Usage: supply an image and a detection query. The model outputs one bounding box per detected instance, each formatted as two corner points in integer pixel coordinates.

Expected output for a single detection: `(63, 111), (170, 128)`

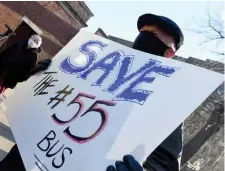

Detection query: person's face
(28, 35), (42, 49)
(32, 38), (40, 45)
(140, 25), (176, 58)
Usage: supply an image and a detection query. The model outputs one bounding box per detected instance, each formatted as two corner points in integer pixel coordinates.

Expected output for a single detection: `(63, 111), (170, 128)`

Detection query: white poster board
(3, 30), (223, 171)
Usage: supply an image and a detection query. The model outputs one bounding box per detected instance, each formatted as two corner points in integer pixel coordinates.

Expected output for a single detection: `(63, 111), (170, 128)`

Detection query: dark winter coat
(0, 145), (25, 171)
(143, 124), (183, 171)
(0, 40), (40, 88)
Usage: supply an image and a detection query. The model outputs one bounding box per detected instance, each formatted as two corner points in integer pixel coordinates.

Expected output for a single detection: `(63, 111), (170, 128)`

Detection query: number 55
(64, 100), (116, 144)
(51, 92), (96, 125)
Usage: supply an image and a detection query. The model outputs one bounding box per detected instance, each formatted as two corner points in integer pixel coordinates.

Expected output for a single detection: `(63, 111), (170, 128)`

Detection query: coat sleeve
(16, 53), (37, 82)
(30, 59), (52, 75)
(143, 124), (183, 171)
(5, 52), (37, 84)
(0, 145), (25, 171)
(0, 41), (20, 57)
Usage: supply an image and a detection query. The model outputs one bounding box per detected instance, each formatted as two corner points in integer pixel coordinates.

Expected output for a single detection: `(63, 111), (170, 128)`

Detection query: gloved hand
(38, 59), (52, 66)
(107, 155), (143, 171)
(30, 59), (52, 75)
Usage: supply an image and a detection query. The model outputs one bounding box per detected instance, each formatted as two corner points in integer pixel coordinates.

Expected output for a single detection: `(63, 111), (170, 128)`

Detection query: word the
(33, 72), (58, 96)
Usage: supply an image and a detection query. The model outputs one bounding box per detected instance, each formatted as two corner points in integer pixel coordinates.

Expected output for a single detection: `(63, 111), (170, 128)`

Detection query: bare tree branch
(193, 37), (223, 51)
(207, 12), (224, 39)
(210, 51), (225, 56)
(192, 10), (224, 57)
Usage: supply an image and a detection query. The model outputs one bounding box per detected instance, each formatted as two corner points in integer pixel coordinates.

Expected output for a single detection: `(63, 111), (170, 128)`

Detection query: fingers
(123, 155), (143, 171)
(107, 155), (143, 171)
(115, 161), (129, 171)
(38, 64), (49, 70)
(38, 59), (52, 65)
(106, 165), (116, 171)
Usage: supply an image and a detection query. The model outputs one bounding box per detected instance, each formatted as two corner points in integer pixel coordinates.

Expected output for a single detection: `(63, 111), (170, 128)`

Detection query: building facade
(0, 1), (93, 60)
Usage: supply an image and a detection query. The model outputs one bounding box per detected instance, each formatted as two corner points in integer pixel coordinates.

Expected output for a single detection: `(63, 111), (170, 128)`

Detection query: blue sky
(83, 1), (224, 61)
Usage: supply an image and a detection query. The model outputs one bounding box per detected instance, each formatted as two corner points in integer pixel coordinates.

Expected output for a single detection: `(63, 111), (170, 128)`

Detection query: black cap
(137, 13), (184, 50)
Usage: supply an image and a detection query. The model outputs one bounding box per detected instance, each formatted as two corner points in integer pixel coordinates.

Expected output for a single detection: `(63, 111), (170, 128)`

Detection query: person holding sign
(0, 35), (52, 170)
(0, 13), (184, 171)
(0, 34), (51, 91)
(107, 13), (184, 171)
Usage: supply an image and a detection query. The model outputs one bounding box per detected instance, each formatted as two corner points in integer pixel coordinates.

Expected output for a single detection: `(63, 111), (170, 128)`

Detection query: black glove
(107, 155), (143, 171)
(30, 59), (52, 75)
(38, 59), (52, 65)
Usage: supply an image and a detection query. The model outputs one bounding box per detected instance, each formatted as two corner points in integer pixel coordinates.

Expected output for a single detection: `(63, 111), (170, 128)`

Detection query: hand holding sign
(107, 155), (143, 171)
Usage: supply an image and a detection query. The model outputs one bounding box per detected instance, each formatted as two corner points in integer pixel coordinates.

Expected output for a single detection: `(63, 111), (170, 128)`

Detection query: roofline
(95, 28), (108, 38)
(22, 16), (43, 35)
(57, 1), (87, 27)
(79, 2), (94, 17)
(108, 35), (133, 44)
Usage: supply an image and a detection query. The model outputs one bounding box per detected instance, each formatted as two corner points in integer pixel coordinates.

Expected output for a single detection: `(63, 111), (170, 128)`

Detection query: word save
(59, 40), (179, 105)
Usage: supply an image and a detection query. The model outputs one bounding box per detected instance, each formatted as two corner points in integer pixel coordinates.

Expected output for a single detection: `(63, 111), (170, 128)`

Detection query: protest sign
(3, 30), (223, 171)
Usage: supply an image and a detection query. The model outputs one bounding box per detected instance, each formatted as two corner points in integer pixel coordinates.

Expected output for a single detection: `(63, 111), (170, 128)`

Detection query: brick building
(95, 29), (224, 171)
(0, 1), (93, 60)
